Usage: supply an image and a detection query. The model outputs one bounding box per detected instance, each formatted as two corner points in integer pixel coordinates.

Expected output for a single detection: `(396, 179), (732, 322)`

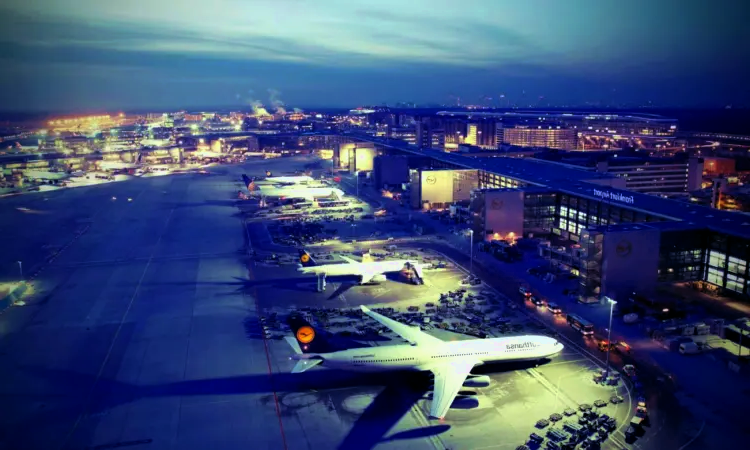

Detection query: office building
(443, 119), (466, 149)
(703, 157), (736, 177)
(373, 155), (410, 189)
(503, 126), (577, 150)
(437, 110), (678, 149)
(465, 120), (497, 149)
(534, 151), (704, 194)
(416, 118), (434, 149)
(342, 132), (750, 303)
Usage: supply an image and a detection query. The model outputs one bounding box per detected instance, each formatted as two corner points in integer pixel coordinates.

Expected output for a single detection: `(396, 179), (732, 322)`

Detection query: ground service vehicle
(567, 314), (595, 335)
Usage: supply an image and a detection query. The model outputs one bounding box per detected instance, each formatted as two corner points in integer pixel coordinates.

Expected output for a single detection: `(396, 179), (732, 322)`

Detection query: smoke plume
(293, 108), (304, 113)
(268, 88), (287, 115)
(241, 89), (265, 115)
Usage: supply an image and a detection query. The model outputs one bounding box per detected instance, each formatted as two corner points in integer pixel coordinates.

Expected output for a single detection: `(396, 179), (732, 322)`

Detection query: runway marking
(245, 217), (290, 450)
(471, 444), (515, 450)
(542, 358), (590, 367)
(678, 419), (706, 450)
(60, 205), (176, 450)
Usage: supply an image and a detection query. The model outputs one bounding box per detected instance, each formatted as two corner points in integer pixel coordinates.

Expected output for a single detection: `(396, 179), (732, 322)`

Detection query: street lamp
(17, 261), (23, 280)
(604, 297), (617, 380)
(468, 229), (474, 279)
(355, 170), (359, 199)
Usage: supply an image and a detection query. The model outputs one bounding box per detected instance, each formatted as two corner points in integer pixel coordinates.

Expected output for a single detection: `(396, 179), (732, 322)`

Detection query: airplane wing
(360, 305), (443, 346)
(360, 270), (377, 284)
(430, 360), (479, 419)
(339, 255), (358, 264)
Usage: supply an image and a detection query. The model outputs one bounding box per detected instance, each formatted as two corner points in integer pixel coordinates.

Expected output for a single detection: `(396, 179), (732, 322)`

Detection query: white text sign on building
(593, 189), (635, 205)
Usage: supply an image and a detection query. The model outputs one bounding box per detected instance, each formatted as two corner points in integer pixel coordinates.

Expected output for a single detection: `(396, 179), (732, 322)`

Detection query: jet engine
(463, 375), (491, 388)
(370, 274), (387, 283)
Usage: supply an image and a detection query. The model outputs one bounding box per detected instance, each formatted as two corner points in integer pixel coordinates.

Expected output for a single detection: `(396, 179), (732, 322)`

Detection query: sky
(0, 0), (748, 112)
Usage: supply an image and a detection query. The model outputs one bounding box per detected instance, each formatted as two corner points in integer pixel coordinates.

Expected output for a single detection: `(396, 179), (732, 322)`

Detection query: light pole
(604, 297), (617, 380)
(355, 171), (359, 199)
(17, 261), (23, 280)
(468, 229), (474, 279)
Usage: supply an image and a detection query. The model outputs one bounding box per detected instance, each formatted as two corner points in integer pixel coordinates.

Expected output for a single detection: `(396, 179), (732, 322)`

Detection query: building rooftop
(435, 110), (678, 123)
(350, 133), (750, 240)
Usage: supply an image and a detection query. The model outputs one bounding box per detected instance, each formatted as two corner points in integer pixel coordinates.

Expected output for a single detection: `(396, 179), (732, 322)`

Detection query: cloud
(0, 0), (747, 111)
(0, 3), (562, 69)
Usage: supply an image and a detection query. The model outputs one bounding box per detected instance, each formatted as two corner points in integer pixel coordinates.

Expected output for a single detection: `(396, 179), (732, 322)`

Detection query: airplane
(285, 305), (564, 419)
(297, 249), (424, 285)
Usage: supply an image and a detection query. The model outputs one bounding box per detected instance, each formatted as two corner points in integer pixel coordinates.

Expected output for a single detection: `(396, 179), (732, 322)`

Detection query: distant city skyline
(1, 0), (748, 112)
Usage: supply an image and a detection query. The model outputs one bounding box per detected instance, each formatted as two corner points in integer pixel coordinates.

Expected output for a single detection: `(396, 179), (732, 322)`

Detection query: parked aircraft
(285, 305), (564, 419)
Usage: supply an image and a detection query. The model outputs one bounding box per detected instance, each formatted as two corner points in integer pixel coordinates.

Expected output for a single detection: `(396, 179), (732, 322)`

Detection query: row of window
(707, 251), (747, 275)
(706, 267), (748, 293)
(353, 357), (416, 363)
(431, 352), (489, 358)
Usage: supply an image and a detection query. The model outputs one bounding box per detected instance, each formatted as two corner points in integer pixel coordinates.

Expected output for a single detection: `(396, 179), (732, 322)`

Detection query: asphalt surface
(252, 256), (634, 450)
(0, 157), (318, 450)
(248, 226), (712, 450)
(0, 155), (722, 450)
(243, 227), (640, 448)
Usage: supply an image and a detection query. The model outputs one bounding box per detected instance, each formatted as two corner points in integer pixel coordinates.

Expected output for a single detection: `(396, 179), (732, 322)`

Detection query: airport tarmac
(0, 155), (636, 450)
(245, 242), (635, 449)
(0, 157), (321, 450)
(249, 258), (464, 313)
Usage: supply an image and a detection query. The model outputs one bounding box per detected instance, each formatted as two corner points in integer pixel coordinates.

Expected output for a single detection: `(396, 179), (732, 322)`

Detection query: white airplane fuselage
(298, 260), (415, 280)
(296, 335), (563, 373)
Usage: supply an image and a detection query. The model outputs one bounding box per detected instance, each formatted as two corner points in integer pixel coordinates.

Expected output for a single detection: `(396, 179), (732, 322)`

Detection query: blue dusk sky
(0, 0), (747, 112)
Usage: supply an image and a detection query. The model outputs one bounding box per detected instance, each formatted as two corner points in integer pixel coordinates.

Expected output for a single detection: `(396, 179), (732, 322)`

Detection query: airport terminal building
(357, 135), (750, 304)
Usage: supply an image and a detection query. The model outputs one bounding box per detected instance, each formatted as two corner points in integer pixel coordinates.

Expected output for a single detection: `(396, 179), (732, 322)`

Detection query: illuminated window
(728, 256), (746, 275)
(708, 250), (726, 268)
(706, 267), (724, 285)
(726, 273), (745, 292)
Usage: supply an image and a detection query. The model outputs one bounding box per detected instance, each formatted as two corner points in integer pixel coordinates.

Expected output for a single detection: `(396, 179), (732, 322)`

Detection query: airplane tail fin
(286, 313), (330, 354)
(298, 249), (317, 267)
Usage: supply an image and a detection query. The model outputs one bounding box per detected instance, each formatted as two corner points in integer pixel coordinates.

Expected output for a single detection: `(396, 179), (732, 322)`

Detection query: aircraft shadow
(10, 366), (439, 449)
(383, 424), (451, 442)
(336, 380), (430, 450)
(171, 200), (239, 208)
(146, 276), (324, 294)
(471, 358), (553, 375)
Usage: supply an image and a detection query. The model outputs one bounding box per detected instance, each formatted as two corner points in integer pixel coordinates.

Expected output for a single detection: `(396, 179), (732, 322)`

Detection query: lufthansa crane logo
(300, 254), (310, 263)
(491, 199), (504, 210)
(425, 175), (437, 185)
(296, 326), (315, 344)
(616, 240), (632, 257)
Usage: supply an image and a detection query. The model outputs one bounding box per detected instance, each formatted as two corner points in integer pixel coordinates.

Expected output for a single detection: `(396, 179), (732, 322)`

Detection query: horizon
(1, 0), (748, 112)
